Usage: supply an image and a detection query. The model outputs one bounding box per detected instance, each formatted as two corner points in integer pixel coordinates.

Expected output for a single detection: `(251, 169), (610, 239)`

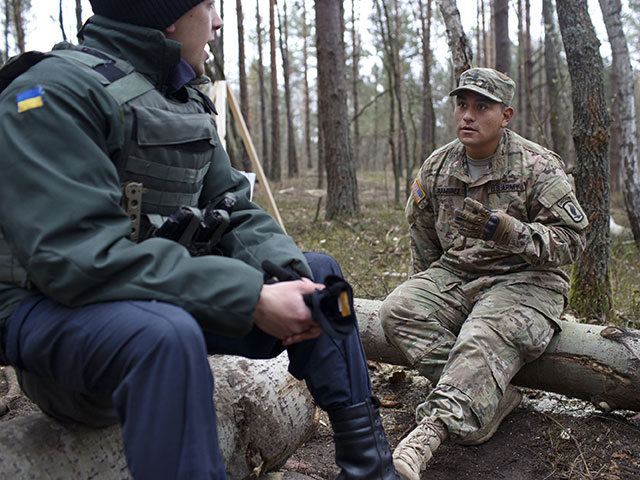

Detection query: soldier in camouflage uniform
(379, 68), (588, 480)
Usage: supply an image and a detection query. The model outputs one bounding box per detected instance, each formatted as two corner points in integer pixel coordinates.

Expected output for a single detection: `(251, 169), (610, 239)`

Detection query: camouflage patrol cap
(448, 68), (516, 106)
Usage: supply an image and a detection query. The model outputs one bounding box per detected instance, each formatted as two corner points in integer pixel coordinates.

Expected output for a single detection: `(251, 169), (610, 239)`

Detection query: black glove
(261, 260), (357, 340)
(453, 197), (515, 246)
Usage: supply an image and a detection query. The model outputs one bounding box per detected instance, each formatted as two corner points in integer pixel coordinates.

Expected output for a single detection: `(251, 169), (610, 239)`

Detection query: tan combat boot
(392, 417), (447, 480)
(457, 384), (522, 446)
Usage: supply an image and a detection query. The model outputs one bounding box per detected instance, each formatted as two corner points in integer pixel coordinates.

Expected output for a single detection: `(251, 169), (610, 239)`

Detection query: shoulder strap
(0, 46), (155, 107)
(0, 51), (47, 94)
(49, 47), (155, 106)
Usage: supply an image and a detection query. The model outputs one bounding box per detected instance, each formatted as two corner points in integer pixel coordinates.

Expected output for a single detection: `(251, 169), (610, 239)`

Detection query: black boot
(328, 396), (402, 480)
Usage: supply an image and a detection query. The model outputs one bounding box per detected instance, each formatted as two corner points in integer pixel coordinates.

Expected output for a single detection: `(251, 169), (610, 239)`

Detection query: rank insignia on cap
(411, 179), (426, 204)
(16, 86), (44, 113)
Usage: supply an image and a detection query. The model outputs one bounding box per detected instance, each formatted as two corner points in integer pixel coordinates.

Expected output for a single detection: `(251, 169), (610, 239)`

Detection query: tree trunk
(489, 0), (496, 68)
(542, 0), (569, 163)
(609, 66), (622, 192)
(354, 299), (640, 413)
(75, 0), (82, 35)
(524, 0), (533, 138)
(373, 0), (400, 203)
(3, 1), (10, 63)
(493, 0), (510, 75)
(599, 0), (640, 247)
(476, 0), (482, 65)
(481, 0), (489, 67)
(556, 0), (613, 321)
(517, 0), (525, 133)
(315, 0), (359, 218)
(278, 1), (298, 178)
(236, 0), (252, 172)
(0, 354), (316, 480)
(11, 0), (25, 54)
(256, 1), (270, 174)
(420, 0), (436, 163)
(350, 0), (360, 169)
(269, 0), (281, 182)
(436, 0), (473, 82)
(317, 99), (325, 189)
(302, 2), (313, 170)
(58, 0), (67, 42)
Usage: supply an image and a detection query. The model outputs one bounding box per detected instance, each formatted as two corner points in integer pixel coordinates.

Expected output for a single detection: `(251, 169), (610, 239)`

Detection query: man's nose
(212, 11), (223, 31)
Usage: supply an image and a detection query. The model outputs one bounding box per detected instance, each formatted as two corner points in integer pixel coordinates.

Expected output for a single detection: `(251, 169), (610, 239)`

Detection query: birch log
(355, 298), (640, 412)
(1, 299), (639, 479)
(0, 353), (317, 480)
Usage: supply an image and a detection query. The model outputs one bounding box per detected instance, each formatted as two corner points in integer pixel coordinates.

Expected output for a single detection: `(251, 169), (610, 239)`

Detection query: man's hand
(254, 278), (325, 346)
(453, 197), (515, 246)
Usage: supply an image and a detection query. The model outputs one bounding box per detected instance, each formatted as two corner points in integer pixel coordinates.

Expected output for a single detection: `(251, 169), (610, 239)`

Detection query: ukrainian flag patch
(16, 86), (44, 113)
(411, 179), (426, 204)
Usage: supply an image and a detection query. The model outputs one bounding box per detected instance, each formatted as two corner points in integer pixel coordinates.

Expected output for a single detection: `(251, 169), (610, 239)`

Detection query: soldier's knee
(129, 303), (206, 359)
(379, 294), (402, 337)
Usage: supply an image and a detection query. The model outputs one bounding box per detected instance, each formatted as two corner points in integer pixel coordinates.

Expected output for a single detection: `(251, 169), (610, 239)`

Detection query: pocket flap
(134, 106), (217, 147)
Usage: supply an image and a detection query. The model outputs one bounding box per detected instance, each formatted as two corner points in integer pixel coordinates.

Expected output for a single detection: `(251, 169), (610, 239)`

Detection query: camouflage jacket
(406, 129), (588, 298)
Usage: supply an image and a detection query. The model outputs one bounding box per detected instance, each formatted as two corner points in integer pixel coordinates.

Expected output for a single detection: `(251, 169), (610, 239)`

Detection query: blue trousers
(0, 253), (371, 480)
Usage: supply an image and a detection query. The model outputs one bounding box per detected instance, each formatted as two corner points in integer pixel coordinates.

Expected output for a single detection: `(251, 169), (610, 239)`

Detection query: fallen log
(355, 298), (640, 413)
(2, 299), (638, 479)
(0, 354), (317, 480)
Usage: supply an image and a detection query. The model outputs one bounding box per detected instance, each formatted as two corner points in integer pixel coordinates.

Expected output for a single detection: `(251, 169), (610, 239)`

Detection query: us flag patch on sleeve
(411, 179), (426, 204)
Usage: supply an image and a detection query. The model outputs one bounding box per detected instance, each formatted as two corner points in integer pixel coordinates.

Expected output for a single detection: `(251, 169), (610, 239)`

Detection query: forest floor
(0, 171), (639, 479)
(280, 363), (640, 479)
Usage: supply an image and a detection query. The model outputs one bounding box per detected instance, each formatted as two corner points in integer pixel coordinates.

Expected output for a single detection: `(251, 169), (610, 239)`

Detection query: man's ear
(165, 24), (176, 34)
(501, 106), (514, 127)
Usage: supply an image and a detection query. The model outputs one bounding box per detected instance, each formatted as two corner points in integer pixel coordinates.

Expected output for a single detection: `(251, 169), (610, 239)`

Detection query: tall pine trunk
(543, 0), (569, 163)
(75, 0), (83, 34)
(420, 0), (435, 163)
(11, 0), (25, 54)
(236, 0), (252, 172)
(269, 0), (281, 181)
(278, 1), (298, 178)
(256, 1), (270, 173)
(302, 2), (313, 170)
(599, 0), (640, 247)
(493, 0), (509, 74)
(373, 0), (400, 203)
(557, 0), (612, 320)
(350, 0), (360, 169)
(315, 0), (359, 218)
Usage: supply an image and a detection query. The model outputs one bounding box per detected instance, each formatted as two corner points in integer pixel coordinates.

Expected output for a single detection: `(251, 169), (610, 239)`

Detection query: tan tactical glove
(453, 197), (515, 246)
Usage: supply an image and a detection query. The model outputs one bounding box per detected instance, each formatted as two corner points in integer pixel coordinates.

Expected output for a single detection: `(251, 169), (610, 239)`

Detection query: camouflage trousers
(379, 267), (561, 441)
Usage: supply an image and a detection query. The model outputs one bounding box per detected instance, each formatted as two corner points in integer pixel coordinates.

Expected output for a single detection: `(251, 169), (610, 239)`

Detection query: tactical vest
(0, 44), (218, 287)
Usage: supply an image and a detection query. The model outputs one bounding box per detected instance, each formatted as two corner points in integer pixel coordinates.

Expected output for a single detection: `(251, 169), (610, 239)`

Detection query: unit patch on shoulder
(561, 199), (585, 223)
(411, 179), (426, 204)
(16, 86), (44, 114)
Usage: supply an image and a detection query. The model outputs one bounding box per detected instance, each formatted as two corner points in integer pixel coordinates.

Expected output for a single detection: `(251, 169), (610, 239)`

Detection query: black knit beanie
(89, 0), (204, 30)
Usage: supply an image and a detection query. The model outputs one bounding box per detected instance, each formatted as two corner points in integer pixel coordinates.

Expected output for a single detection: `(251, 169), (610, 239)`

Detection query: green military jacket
(0, 16), (310, 335)
(406, 129), (588, 298)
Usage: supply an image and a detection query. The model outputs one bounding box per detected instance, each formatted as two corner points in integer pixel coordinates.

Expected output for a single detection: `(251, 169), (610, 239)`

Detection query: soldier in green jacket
(381, 68), (589, 480)
(0, 1), (401, 479)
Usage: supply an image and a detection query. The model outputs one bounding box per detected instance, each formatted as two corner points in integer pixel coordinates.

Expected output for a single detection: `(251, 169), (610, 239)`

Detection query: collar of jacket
(77, 15), (183, 93)
(448, 130), (511, 183)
